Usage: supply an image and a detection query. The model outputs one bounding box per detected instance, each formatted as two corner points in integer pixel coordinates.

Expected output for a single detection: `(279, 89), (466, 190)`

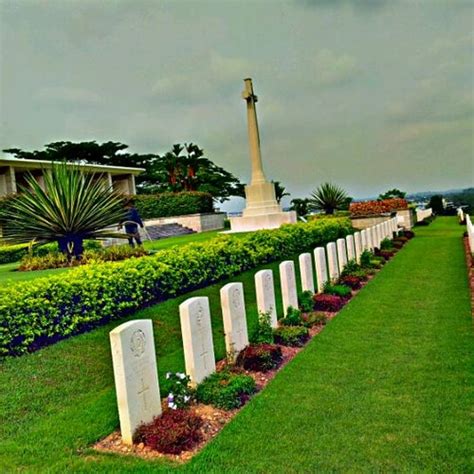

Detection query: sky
(0, 0), (472, 211)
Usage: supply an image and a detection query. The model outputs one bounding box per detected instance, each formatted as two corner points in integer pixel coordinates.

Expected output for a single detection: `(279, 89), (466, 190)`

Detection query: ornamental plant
(273, 326), (309, 347)
(195, 370), (256, 410)
(302, 311), (328, 327)
(350, 198), (408, 217)
(135, 410), (203, 454)
(0, 164), (126, 259)
(280, 306), (304, 327)
(403, 230), (415, 239)
(251, 311), (274, 344)
(313, 294), (346, 312)
(165, 372), (193, 410)
(236, 344), (283, 372)
(298, 290), (314, 313)
(323, 282), (352, 298)
(339, 275), (362, 290)
(360, 249), (374, 268)
(308, 182), (349, 215)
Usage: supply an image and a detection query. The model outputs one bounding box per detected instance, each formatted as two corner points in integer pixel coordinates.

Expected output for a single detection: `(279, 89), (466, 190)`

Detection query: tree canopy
(378, 188), (406, 200)
(3, 141), (243, 202)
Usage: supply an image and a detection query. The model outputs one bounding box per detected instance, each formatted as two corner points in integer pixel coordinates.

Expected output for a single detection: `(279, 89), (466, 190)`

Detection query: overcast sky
(0, 0), (472, 210)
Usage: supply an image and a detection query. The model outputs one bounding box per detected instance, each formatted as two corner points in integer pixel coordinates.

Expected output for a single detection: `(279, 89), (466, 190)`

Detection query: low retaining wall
(145, 212), (225, 233)
(350, 215), (391, 230)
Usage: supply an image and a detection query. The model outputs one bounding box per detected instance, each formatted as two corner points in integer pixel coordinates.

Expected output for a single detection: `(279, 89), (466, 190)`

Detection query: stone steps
(144, 223), (195, 241)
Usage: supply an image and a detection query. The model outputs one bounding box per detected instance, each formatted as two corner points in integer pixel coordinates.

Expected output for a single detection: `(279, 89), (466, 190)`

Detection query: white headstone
(336, 238), (348, 273)
(179, 297), (216, 386)
(371, 226), (378, 249)
(314, 247), (328, 293)
(110, 319), (162, 445)
(298, 253), (315, 294)
(326, 242), (339, 282)
(220, 282), (249, 361)
(255, 269), (278, 328)
(279, 260), (298, 314)
(346, 234), (356, 262)
(354, 232), (362, 263)
(361, 229), (368, 251)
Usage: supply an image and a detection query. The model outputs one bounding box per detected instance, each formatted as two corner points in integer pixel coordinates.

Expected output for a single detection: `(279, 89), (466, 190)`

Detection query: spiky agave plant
(308, 182), (348, 215)
(0, 163), (126, 258)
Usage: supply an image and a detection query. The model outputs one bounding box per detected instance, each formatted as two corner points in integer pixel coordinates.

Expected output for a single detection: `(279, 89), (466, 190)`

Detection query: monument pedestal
(230, 182), (296, 232)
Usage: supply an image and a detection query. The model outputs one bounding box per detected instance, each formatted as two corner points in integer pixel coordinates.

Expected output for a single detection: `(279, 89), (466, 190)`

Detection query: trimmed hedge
(0, 218), (352, 356)
(133, 192), (214, 219)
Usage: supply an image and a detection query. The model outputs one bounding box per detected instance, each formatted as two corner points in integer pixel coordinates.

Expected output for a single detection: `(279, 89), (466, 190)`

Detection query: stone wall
(350, 215), (391, 230)
(145, 212), (226, 233)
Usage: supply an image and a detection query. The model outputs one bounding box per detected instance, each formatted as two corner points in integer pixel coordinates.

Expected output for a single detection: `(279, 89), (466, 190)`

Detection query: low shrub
(279, 306), (303, 327)
(340, 259), (361, 277)
(1, 217), (352, 356)
(378, 249), (395, 260)
(302, 311), (328, 326)
(195, 370), (256, 410)
(324, 283), (352, 298)
(18, 245), (149, 271)
(273, 326), (309, 347)
(251, 311), (274, 344)
(313, 294), (346, 312)
(298, 290), (314, 313)
(236, 344), (283, 372)
(393, 236), (408, 244)
(380, 238), (394, 250)
(360, 249), (374, 268)
(339, 275), (362, 290)
(392, 240), (404, 249)
(133, 192), (214, 219)
(403, 230), (415, 239)
(136, 409), (203, 454)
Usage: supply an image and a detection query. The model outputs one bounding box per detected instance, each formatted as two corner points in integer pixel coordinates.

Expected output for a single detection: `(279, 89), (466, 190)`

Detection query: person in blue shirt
(119, 200), (144, 247)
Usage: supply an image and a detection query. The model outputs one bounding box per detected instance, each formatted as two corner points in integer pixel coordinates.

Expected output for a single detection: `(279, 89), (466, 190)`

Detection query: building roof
(0, 157), (145, 175)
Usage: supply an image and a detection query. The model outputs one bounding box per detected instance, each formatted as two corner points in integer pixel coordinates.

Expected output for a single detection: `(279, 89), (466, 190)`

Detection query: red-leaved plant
(313, 294), (346, 312)
(135, 409), (203, 454)
(339, 275), (362, 290)
(236, 344), (283, 372)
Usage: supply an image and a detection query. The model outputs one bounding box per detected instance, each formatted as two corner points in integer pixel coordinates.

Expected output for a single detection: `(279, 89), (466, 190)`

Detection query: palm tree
(272, 181), (291, 204)
(308, 182), (348, 215)
(0, 164), (126, 259)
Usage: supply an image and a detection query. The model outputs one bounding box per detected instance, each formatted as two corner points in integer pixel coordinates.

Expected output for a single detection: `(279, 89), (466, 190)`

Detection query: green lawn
(0, 230), (235, 285)
(1, 217), (472, 472)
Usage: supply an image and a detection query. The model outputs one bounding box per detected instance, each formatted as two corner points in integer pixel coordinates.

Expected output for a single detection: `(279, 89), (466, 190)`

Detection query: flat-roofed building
(0, 157), (144, 197)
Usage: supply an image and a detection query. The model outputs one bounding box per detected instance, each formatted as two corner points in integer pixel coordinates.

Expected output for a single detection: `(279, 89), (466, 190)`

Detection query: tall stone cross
(242, 78), (267, 185)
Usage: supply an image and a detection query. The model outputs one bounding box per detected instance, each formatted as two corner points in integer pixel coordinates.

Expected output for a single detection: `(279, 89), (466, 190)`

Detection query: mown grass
(1, 217), (472, 472)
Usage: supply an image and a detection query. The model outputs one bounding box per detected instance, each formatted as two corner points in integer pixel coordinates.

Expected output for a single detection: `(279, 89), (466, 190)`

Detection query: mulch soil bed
(463, 236), (474, 316)
(93, 250), (394, 463)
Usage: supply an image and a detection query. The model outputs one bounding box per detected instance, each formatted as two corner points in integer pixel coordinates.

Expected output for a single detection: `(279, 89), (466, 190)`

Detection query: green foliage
(18, 245), (148, 271)
(290, 198), (310, 217)
(324, 283), (352, 298)
(280, 306), (304, 326)
(132, 192), (214, 219)
(0, 217), (352, 356)
(428, 195), (444, 215)
(302, 311), (328, 327)
(340, 259), (361, 277)
(308, 182), (349, 215)
(271, 181), (290, 204)
(251, 311), (274, 344)
(298, 290), (314, 313)
(378, 188), (406, 200)
(273, 326), (309, 347)
(380, 238), (394, 250)
(0, 164), (125, 258)
(360, 249), (374, 268)
(196, 370), (256, 410)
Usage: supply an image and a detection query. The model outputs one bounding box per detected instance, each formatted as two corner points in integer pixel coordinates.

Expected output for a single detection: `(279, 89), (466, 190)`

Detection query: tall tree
(378, 188), (406, 200)
(272, 181), (291, 204)
(428, 195), (444, 215)
(290, 198), (310, 217)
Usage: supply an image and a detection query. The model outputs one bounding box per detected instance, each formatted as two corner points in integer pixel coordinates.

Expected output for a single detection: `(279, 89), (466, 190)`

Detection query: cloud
(311, 49), (358, 87)
(35, 87), (102, 104)
(299, 0), (391, 12)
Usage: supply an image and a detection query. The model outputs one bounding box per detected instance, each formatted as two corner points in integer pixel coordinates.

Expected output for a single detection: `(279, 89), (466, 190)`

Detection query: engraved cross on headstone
(137, 376), (150, 411)
(196, 304), (209, 371)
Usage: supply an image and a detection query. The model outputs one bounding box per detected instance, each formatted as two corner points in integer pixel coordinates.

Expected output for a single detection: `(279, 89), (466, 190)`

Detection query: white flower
(169, 402), (177, 410)
(166, 372), (171, 379)
(184, 395), (190, 403)
(177, 372), (186, 380)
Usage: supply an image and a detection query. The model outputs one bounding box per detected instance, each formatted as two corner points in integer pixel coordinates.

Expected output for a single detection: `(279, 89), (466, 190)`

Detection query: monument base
(229, 211), (297, 232)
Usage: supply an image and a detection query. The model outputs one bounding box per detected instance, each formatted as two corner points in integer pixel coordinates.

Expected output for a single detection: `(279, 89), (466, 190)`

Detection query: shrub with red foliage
(403, 230), (415, 239)
(350, 198), (408, 217)
(236, 343), (283, 372)
(313, 293), (346, 312)
(340, 275), (362, 290)
(379, 250), (395, 260)
(392, 240), (404, 249)
(136, 409), (203, 454)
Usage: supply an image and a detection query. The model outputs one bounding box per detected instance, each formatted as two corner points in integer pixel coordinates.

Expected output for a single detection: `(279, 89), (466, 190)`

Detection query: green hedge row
(0, 218), (352, 356)
(133, 192), (214, 219)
